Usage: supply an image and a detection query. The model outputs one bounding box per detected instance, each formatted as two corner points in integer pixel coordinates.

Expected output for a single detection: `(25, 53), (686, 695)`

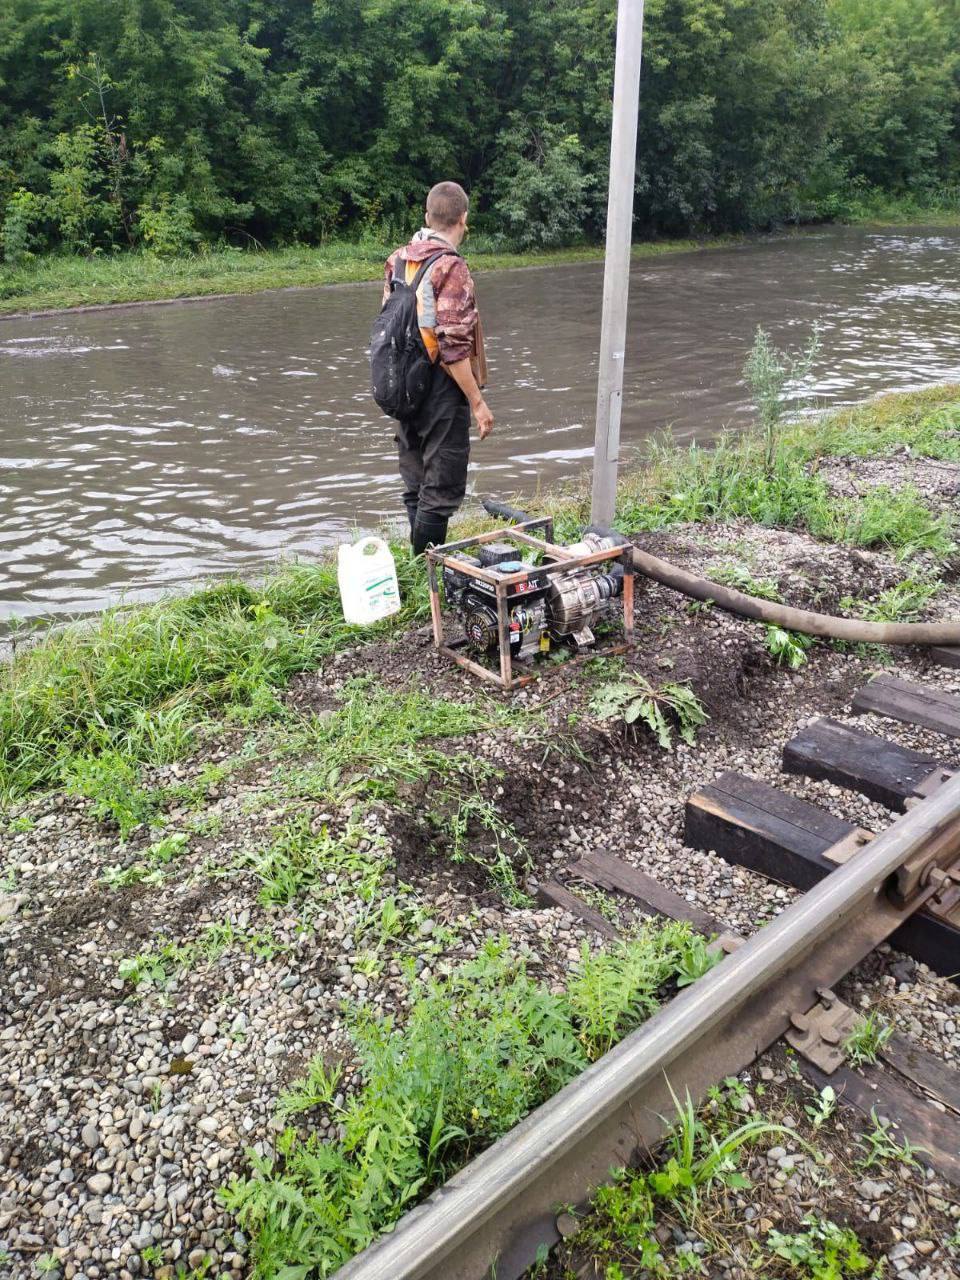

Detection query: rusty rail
(332, 774), (960, 1280)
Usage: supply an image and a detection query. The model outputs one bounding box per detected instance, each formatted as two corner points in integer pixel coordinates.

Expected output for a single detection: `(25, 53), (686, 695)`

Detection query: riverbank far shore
(0, 235), (732, 319)
(1, 385), (959, 1279)
(2, 205), (959, 319)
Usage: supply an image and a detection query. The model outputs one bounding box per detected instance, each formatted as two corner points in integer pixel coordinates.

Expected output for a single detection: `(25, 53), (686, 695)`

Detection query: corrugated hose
(479, 497), (960, 646)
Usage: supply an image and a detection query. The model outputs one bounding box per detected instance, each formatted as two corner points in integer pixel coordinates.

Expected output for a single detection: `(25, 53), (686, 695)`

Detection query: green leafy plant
(63, 749), (159, 837)
(570, 1085), (803, 1276)
(102, 831), (190, 888)
(857, 1109), (924, 1171)
(277, 1059), (344, 1118)
(247, 814), (380, 907)
(566, 924), (693, 1060)
(654, 1084), (798, 1209)
(841, 577), (942, 624)
(221, 941), (585, 1277)
(118, 921), (285, 991)
(804, 1084), (837, 1130)
(577, 886), (621, 924)
(674, 934), (723, 988)
(766, 1218), (878, 1278)
(709, 564), (782, 601)
(765, 625), (814, 669)
(590, 676), (708, 749)
(223, 928), (721, 1278)
(843, 1011), (893, 1067)
(431, 790), (532, 906)
(743, 324), (820, 473)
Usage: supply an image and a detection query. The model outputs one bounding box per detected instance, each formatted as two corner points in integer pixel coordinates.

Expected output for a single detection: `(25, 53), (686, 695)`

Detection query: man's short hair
(426, 182), (469, 230)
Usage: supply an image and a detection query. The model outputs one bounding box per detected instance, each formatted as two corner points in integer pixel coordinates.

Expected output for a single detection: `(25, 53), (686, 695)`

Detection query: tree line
(0, 0), (957, 262)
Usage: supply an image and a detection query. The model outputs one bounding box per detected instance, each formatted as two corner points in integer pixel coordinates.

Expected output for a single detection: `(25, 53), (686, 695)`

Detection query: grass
(118, 919), (287, 991)
(558, 1078), (897, 1280)
(856, 1109), (924, 1172)
(612, 436), (956, 560)
(221, 925), (709, 1279)
(843, 1011), (893, 1068)
(709, 564), (782, 601)
(102, 830), (189, 887)
(246, 814), (382, 908)
(0, 553), (429, 802)
(275, 674), (518, 806)
(565, 1083), (831, 1279)
(0, 231), (739, 317)
(428, 789), (533, 906)
(500, 383), (960, 570)
(841, 577), (942, 624)
(274, 676), (535, 902)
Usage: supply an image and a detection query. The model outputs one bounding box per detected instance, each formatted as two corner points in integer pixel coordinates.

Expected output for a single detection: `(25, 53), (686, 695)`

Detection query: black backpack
(370, 250), (456, 420)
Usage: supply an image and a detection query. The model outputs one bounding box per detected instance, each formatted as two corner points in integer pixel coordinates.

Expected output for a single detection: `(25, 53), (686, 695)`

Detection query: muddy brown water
(3, 224), (960, 623)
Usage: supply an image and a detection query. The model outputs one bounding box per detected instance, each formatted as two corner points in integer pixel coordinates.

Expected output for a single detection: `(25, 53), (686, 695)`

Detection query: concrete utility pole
(590, 0), (646, 526)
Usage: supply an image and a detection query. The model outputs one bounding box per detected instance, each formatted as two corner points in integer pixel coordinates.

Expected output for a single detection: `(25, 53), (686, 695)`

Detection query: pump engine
(441, 532), (625, 660)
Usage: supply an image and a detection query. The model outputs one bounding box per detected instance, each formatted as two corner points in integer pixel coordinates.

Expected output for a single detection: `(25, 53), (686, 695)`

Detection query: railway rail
(333, 676), (960, 1280)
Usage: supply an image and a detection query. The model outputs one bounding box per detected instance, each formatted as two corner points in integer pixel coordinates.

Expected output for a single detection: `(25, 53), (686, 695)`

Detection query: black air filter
(478, 542), (518, 568)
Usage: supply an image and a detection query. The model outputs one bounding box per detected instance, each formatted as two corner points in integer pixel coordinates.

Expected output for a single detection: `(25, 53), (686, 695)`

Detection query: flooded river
(3, 224), (960, 621)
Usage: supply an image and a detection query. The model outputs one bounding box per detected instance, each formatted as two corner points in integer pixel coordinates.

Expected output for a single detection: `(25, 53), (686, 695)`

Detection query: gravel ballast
(3, 511), (960, 1279)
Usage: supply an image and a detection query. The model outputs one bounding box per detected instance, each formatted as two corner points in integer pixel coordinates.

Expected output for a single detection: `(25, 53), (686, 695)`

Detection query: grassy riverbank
(3, 384), (960, 1280)
(3, 382), (959, 805)
(1, 201), (958, 317)
(0, 233), (726, 317)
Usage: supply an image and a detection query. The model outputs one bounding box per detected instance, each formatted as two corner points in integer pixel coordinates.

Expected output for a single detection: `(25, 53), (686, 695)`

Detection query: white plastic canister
(337, 536), (401, 625)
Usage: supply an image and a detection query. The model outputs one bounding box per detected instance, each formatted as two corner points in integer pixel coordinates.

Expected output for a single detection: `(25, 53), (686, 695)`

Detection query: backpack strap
(409, 248), (459, 291)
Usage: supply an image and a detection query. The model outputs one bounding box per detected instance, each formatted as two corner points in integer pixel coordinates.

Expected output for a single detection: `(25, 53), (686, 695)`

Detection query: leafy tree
(0, 0), (956, 260)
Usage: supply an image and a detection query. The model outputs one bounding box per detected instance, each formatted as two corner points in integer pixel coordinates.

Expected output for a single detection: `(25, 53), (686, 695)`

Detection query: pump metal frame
(424, 518), (635, 690)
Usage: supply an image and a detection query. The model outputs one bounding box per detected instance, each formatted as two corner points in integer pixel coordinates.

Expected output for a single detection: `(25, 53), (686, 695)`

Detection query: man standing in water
(383, 181), (493, 554)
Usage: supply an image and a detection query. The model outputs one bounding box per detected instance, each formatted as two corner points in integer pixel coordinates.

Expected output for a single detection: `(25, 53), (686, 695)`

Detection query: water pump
(424, 505), (635, 690)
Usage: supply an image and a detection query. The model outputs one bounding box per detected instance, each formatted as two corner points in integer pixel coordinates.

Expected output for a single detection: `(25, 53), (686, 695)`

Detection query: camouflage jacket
(383, 230), (487, 385)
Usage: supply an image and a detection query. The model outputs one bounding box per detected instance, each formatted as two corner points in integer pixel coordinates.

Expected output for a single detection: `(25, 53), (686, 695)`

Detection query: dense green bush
(0, 0), (957, 261)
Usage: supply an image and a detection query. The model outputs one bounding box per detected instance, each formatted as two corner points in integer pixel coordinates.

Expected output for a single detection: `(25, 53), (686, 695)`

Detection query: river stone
(0, 895), (22, 924)
(81, 1123), (100, 1149)
(87, 1172), (111, 1195)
